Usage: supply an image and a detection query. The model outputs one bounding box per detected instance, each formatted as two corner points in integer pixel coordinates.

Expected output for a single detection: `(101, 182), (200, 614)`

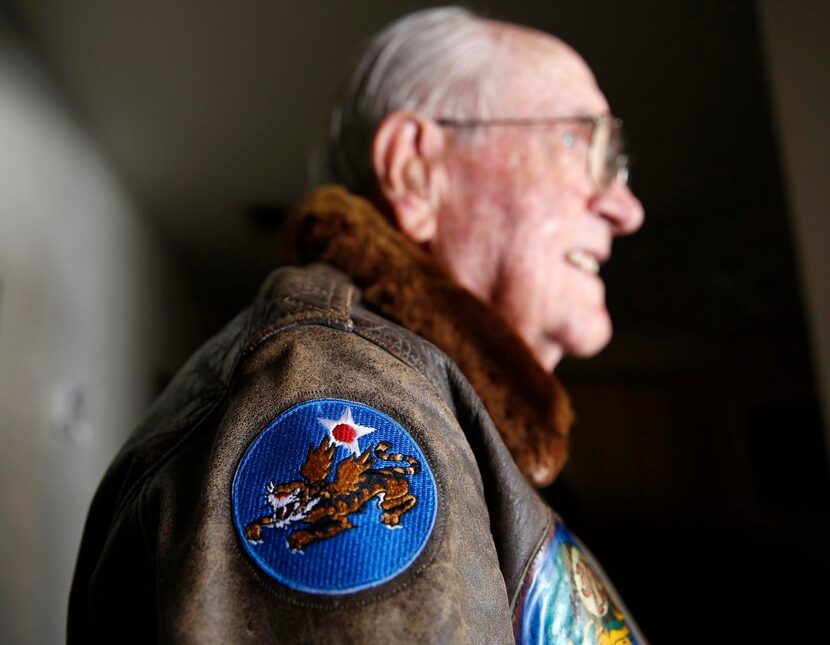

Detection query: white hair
(327, 6), (501, 194)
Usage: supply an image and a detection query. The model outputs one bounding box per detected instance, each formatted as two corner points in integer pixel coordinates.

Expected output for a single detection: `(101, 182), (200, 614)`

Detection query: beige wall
(0, 22), (198, 645)
(761, 1), (830, 454)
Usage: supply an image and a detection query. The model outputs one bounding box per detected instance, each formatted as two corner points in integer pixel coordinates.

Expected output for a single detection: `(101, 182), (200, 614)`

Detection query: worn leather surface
(68, 264), (552, 644)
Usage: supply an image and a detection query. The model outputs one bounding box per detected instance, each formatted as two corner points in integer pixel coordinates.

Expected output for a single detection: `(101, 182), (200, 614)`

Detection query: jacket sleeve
(73, 323), (514, 644)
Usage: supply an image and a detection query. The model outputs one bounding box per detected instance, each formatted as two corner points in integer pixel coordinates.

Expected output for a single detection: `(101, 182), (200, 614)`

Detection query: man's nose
(590, 182), (644, 235)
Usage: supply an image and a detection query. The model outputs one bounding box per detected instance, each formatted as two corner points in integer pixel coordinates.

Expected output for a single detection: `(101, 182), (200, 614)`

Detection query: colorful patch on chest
(232, 399), (438, 594)
(513, 521), (641, 645)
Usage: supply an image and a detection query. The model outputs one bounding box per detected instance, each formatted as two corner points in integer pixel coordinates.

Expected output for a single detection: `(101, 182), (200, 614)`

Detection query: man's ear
(372, 111), (447, 243)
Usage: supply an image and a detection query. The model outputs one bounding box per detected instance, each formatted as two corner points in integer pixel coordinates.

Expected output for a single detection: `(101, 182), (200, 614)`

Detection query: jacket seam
(508, 506), (554, 612)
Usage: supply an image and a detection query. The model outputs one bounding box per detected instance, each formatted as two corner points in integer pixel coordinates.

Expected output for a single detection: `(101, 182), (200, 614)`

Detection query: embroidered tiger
(244, 436), (420, 551)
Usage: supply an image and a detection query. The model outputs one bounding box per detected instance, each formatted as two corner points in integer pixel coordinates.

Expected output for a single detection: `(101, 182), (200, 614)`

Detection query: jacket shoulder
(70, 263), (514, 644)
(89, 264), (457, 527)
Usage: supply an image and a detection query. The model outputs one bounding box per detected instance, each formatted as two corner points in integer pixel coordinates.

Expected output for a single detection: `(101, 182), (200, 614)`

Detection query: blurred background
(0, 1), (827, 642)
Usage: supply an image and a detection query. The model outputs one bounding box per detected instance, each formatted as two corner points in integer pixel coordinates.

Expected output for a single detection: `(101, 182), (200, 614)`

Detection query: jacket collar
(285, 186), (573, 487)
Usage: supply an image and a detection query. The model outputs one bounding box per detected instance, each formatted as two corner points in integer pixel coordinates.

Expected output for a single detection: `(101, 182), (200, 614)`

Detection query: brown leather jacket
(68, 188), (645, 644)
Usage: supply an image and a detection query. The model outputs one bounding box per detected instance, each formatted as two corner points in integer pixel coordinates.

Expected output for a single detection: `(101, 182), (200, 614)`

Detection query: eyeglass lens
(589, 117), (626, 192)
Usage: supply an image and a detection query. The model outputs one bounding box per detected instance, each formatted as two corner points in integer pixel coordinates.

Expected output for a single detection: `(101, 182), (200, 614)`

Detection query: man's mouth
(565, 249), (600, 276)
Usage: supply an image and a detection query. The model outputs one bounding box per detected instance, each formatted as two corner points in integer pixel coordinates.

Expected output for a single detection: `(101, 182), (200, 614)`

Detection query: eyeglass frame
(433, 114), (629, 194)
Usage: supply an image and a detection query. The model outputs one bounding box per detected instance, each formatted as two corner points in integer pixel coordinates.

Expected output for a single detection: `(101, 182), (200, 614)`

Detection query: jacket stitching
(508, 506), (554, 612)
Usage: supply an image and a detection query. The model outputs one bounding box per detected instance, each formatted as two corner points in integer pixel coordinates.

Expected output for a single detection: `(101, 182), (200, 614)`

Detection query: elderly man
(70, 7), (645, 644)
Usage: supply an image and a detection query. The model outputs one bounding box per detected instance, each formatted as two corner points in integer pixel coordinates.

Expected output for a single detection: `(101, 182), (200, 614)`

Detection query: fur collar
(285, 186), (573, 487)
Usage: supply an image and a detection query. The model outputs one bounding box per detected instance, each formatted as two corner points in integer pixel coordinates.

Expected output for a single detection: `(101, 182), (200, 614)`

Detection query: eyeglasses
(434, 114), (629, 194)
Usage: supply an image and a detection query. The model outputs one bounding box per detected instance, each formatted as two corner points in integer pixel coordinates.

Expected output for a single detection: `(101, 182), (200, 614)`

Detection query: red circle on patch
(332, 423), (356, 443)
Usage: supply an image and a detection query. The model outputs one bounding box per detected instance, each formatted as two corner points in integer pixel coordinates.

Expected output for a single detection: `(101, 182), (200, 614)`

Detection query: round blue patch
(232, 398), (438, 595)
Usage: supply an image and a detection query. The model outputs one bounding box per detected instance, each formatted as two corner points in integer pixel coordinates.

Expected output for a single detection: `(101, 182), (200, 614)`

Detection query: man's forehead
(487, 21), (608, 116)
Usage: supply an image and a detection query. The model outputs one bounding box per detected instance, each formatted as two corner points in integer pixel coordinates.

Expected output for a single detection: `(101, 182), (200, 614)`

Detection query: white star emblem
(317, 407), (376, 456)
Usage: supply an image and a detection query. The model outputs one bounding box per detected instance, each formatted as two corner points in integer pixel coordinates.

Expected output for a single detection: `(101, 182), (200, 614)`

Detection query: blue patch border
(232, 398), (439, 595)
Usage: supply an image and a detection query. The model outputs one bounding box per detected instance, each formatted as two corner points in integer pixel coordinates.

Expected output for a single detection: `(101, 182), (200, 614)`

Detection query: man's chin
(536, 343), (565, 373)
(524, 312), (613, 371)
(559, 314), (613, 362)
